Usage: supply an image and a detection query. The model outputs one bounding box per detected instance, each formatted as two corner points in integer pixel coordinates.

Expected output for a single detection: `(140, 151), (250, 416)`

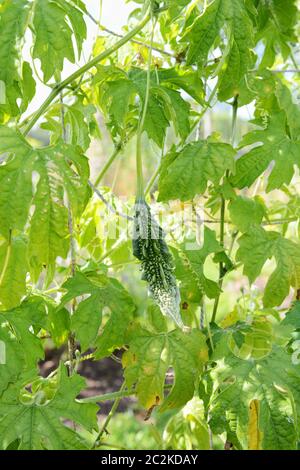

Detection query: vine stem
(22, 14), (150, 136)
(145, 161), (161, 196)
(187, 80), (219, 142)
(94, 144), (123, 186)
(84, 6), (176, 60)
(79, 387), (134, 404)
(79, 384), (172, 404)
(93, 129), (135, 187)
(211, 95), (238, 324)
(137, 78), (219, 196)
(58, 86), (77, 376)
(290, 50), (299, 71)
(136, 17), (156, 200)
(93, 382), (126, 448)
(0, 230), (11, 287)
(88, 180), (133, 221)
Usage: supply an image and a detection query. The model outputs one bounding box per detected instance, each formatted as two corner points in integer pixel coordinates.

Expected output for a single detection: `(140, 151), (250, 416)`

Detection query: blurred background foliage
(16, 0), (300, 450)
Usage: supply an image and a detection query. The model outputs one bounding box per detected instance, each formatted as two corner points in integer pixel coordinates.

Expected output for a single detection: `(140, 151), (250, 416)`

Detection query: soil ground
(39, 346), (134, 415)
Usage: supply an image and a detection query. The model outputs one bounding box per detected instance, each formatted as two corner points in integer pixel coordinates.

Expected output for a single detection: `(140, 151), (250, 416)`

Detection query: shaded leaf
(228, 196), (265, 232)
(236, 226), (300, 307)
(158, 140), (235, 202)
(231, 113), (300, 191)
(0, 0), (34, 120)
(0, 127), (90, 282)
(123, 324), (208, 411)
(0, 364), (97, 450)
(60, 270), (135, 353)
(210, 346), (299, 450)
(32, 0), (86, 82)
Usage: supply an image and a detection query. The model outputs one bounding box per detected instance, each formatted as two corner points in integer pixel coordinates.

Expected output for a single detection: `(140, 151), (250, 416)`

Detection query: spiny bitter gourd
(132, 199), (185, 330)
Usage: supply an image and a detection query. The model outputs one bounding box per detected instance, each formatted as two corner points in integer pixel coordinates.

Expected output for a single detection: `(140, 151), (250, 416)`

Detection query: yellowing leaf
(248, 399), (262, 450)
(123, 324), (208, 411)
(0, 235), (27, 309)
(210, 346), (298, 449)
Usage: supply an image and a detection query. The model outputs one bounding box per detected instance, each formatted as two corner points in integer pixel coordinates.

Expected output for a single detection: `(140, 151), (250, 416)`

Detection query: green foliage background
(0, 0), (300, 450)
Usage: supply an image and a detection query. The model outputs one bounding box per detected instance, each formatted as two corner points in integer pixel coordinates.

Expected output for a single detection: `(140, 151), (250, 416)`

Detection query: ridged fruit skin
(132, 199), (184, 329)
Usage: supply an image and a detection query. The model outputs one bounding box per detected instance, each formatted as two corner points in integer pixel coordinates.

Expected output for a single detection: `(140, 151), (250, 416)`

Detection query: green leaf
(143, 91), (170, 147)
(2, 305), (44, 367)
(123, 326), (169, 411)
(0, 126), (90, 282)
(236, 226), (300, 307)
(94, 66), (197, 146)
(282, 301), (300, 330)
(123, 325), (208, 411)
(56, 0), (87, 57)
(32, 0), (86, 82)
(0, 235), (27, 309)
(47, 305), (70, 347)
(0, 364), (98, 450)
(0, 296), (48, 394)
(161, 329), (208, 411)
(0, 0), (34, 120)
(59, 270), (135, 353)
(275, 80), (300, 141)
(256, 0), (297, 68)
(210, 346), (299, 449)
(103, 77), (137, 127)
(236, 226), (276, 284)
(228, 196), (265, 232)
(171, 227), (222, 305)
(0, 326), (25, 396)
(163, 397), (210, 450)
(157, 87), (190, 140)
(130, 67), (193, 142)
(183, 0), (225, 65)
(218, 0), (255, 101)
(157, 67), (204, 104)
(183, 0), (255, 100)
(231, 113), (300, 191)
(158, 140), (235, 202)
(20, 61), (36, 114)
(42, 100), (98, 151)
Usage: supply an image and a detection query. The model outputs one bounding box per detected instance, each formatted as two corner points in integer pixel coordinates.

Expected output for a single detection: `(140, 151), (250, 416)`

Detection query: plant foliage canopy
(0, 0), (299, 451)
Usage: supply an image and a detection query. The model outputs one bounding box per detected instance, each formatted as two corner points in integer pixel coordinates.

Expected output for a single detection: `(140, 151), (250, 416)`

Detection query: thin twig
(136, 16), (156, 199)
(88, 181), (133, 221)
(79, 384), (172, 404)
(0, 229), (12, 287)
(211, 95), (238, 324)
(60, 89), (76, 377)
(97, 441), (128, 450)
(93, 382), (126, 447)
(94, 145), (122, 187)
(270, 69), (300, 73)
(85, 9), (176, 60)
(93, 128), (136, 188)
